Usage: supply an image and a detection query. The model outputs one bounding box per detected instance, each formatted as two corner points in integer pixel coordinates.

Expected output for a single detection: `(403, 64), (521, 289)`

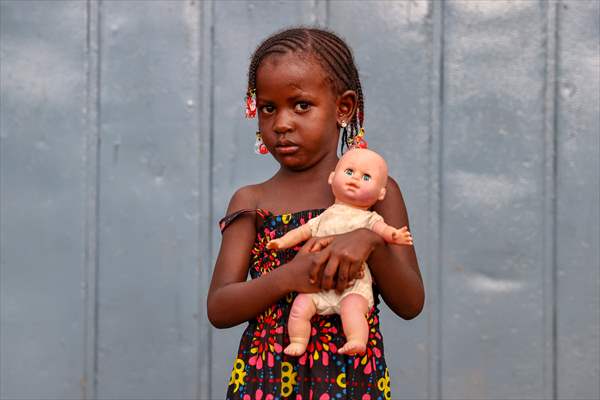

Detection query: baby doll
(267, 148), (413, 356)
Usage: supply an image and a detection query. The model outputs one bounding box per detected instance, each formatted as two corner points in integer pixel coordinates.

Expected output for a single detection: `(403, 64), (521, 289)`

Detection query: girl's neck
(275, 152), (339, 185)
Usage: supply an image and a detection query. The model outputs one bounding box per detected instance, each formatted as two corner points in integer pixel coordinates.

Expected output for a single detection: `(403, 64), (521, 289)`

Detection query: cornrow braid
(247, 27), (365, 153)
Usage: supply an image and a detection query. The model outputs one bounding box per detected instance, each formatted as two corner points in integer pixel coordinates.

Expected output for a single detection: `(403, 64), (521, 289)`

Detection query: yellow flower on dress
(229, 358), (246, 393)
(336, 372), (346, 388)
(377, 368), (391, 400)
(280, 361), (298, 397)
(282, 213), (291, 224)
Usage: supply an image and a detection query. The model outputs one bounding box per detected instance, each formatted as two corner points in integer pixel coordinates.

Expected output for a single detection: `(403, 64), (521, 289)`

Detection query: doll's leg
(337, 293), (370, 355)
(284, 293), (317, 356)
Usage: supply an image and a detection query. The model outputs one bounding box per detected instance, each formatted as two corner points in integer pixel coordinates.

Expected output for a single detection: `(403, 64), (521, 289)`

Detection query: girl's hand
(283, 238), (330, 294)
(306, 229), (384, 293)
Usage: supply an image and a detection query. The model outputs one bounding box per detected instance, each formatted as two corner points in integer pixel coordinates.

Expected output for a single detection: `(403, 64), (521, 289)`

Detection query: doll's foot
(337, 340), (366, 356)
(284, 342), (307, 356)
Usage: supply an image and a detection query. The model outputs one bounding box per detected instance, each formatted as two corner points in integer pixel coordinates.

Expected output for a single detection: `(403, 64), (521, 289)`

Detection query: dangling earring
(254, 132), (268, 154)
(245, 89), (257, 119)
(340, 120), (349, 148)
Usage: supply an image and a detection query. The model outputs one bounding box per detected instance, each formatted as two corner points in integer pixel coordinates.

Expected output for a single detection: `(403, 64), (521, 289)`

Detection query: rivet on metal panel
(559, 82), (576, 99)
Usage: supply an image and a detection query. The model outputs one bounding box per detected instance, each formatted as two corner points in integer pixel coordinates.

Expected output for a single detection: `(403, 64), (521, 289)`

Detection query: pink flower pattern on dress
(248, 306), (284, 370)
(298, 316), (338, 368)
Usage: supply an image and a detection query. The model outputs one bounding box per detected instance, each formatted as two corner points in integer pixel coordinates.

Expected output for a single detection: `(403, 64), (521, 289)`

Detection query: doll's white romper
(304, 203), (383, 315)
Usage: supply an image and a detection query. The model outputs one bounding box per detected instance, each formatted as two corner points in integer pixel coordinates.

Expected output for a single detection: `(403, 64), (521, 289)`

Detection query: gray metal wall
(1, 1), (598, 399)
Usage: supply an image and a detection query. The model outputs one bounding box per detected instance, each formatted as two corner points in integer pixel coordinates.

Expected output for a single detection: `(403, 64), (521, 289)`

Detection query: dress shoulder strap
(218, 208), (270, 234)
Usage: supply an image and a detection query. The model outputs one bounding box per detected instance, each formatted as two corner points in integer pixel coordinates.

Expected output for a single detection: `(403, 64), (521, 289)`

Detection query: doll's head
(247, 27), (365, 154)
(328, 148), (388, 209)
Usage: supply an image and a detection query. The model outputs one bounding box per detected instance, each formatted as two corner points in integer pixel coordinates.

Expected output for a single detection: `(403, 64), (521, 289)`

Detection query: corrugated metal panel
(555, 1), (600, 399)
(94, 1), (200, 399)
(440, 1), (549, 398)
(1, 1), (87, 399)
(1, 1), (598, 399)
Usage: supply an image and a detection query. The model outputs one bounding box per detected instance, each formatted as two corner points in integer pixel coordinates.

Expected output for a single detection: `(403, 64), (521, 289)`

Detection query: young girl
(208, 27), (424, 400)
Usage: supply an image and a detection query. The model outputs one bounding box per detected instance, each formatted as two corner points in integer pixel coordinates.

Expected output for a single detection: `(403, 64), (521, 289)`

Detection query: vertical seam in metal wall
(310, 0), (328, 27)
(427, 0), (444, 398)
(208, 0), (215, 395)
(197, 0), (215, 398)
(83, 0), (101, 399)
(552, 2), (560, 399)
(541, 1), (559, 399)
(436, 1), (445, 399)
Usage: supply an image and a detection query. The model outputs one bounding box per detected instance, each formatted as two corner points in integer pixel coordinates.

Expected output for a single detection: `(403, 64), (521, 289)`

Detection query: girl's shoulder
(226, 180), (273, 214)
(221, 182), (274, 233)
(227, 184), (259, 213)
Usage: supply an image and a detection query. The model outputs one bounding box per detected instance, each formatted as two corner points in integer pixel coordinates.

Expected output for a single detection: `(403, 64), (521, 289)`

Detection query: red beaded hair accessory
(245, 89), (257, 119)
(350, 127), (368, 149)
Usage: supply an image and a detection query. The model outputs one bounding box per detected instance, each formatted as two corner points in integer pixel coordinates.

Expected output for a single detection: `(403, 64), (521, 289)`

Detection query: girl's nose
(273, 110), (293, 134)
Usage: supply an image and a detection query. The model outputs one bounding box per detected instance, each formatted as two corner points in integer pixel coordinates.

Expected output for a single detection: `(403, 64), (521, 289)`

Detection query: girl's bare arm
(207, 186), (324, 328)
(369, 177), (424, 319)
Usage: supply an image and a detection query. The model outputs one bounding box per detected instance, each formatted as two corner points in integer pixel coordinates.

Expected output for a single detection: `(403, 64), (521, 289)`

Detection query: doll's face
(328, 149), (388, 208)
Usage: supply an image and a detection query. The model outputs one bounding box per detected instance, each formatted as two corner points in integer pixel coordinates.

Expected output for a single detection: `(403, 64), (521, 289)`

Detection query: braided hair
(247, 27), (365, 153)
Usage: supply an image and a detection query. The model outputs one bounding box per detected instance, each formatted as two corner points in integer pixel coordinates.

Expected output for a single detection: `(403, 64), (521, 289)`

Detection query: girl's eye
(260, 105), (275, 114)
(344, 168), (353, 176)
(362, 174), (371, 182)
(294, 102), (311, 112)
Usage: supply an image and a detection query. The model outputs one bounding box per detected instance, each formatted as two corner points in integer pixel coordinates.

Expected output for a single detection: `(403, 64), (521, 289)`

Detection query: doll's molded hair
(247, 27), (365, 153)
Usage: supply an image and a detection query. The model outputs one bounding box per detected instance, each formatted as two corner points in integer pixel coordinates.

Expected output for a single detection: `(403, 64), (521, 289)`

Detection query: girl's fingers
(309, 236), (334, 252)
(308, 247), (329, 284)
(321, 255), (340, 290)
(299, 237), (317, 254)
(335, 261), (351, 294)
(349, 260), (363, 283)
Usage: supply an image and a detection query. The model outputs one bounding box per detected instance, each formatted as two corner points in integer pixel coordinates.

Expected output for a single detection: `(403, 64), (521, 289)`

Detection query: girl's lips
(275, 145), (299, 154)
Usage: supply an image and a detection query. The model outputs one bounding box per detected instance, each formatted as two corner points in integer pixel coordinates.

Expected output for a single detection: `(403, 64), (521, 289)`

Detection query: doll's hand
(389, 226), (413, 246)
(266, 239), (281, 250)
(307, 229), (383, 294)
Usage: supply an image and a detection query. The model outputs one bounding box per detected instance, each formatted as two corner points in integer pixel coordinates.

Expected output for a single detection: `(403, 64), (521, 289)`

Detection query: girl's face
(255, 53), (341, 171)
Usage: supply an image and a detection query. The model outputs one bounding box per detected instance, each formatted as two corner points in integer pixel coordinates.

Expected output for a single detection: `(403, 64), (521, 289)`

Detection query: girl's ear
(378, 187), (387, 201)
(336, 90), (357, 125)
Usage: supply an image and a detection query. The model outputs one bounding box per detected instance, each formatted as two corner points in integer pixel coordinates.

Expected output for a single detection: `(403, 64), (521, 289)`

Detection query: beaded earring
(255, 132), (268, 155)
(245, 89), (257, 119)
(342, 109), (368, 150)
(352, 127), (368, 149)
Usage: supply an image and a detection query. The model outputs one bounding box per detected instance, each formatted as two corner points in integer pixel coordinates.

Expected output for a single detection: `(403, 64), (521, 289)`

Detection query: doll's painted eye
(362, 174), (372, 181)
(344, 168), (353, 176)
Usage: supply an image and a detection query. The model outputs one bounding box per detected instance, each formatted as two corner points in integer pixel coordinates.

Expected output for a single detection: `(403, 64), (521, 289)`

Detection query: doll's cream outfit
(304, 203), (382, 315)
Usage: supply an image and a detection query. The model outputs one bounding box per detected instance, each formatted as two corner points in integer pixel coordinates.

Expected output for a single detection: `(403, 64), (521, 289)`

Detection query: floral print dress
(219, 209), (391, 400)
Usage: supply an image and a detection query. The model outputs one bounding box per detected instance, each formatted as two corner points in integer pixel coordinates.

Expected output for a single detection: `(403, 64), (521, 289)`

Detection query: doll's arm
(371, 220), (413, 246)
(267, 223), (314, 250)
